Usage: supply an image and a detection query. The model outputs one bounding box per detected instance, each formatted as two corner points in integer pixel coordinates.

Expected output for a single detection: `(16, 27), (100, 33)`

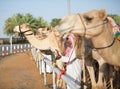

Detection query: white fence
(31, 48), (79, 89)
(0, 44), (31, 56)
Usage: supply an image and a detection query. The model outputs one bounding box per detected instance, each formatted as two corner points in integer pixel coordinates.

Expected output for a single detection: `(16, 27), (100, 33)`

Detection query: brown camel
(55, 9), (119, 89)
(56, 9), (120, 67)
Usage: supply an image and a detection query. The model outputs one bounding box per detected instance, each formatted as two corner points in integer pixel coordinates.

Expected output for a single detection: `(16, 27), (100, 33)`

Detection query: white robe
(61, 50), (82, 89)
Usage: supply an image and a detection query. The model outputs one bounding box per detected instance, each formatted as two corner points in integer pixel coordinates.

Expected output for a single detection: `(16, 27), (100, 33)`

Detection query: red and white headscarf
(65, 34), (75, 57)
(107, 17), (120, 34)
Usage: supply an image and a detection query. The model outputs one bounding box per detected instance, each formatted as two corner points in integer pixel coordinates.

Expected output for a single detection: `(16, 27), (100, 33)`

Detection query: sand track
(0, 52), (52, 89)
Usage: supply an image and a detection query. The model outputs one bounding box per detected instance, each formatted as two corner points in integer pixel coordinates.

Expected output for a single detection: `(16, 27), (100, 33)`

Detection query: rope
(81, 37), (86, 88)
(78, 14), (86, 88)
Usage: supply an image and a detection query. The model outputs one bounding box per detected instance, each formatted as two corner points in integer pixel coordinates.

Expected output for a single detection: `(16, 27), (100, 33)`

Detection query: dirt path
(0, 52), (52, 89)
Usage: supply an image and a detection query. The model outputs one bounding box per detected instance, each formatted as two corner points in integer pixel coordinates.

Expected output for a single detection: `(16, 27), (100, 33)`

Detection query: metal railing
(31, 47), (79, 89)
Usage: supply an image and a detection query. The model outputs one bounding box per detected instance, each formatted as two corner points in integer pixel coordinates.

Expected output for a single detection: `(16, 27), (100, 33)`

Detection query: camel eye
(84, 16), (93, 22)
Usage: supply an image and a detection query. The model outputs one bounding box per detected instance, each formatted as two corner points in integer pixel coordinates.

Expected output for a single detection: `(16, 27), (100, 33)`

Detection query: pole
(10, 36), (12, 54)
(67, 0), (71, 15)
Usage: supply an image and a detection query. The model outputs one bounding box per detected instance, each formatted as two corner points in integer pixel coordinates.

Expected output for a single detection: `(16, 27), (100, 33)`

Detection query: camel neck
(91, 22), (115, 50)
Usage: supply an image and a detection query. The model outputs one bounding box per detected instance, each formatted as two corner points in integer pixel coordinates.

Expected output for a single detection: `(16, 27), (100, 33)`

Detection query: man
(55, 34), (82, 89)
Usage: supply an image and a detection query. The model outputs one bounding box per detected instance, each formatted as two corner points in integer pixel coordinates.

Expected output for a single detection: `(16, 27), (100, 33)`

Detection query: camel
(13, 24), (66, 89)
(56, 9), (120, 67)
(55, 9), (119, 88)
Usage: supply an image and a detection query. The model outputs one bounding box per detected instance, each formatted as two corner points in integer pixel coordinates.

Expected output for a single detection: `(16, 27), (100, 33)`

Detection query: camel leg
(86, 65), (97, 89)
(110, 78), (113, 89)
(92, 50), (106, 89)
(96, 59), (106, 89)
(105, 65), (114, 89)
(96, 70), (105, 89)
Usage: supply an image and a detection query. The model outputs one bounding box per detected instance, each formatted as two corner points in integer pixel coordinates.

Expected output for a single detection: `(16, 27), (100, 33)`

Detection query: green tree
(30, 17), (49, 32)
(50, 18), (61, 27)
(4, 13), (48, 36)
(4, 13), (22, 36)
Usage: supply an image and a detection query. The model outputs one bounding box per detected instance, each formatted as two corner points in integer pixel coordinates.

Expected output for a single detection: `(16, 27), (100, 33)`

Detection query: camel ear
(26, 23), (30, 28)
(22, 23), (30, 28)
(99, 9), (107, 20)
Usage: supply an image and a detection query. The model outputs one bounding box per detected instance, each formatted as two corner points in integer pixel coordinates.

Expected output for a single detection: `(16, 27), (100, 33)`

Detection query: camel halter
(19, 25), (33, 36)
(78, 14), (116, 50)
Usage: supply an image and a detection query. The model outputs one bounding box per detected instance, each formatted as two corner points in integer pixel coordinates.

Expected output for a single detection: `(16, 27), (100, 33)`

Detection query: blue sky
(0, 0), (120, 38)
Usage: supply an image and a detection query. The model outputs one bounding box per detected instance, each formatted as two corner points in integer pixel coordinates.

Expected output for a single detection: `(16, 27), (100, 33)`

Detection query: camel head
(56, 9), (107, 39)
(14, 23), (31, 34)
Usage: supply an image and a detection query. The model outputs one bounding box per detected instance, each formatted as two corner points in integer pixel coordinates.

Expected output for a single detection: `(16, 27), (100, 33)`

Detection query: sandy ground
(0, 52), (52, 89)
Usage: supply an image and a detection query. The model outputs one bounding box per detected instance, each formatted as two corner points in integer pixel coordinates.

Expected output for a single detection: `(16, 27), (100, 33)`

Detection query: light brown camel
(56, 9), (120, 67)
(14, 24), (66, 89)
(55, 9), (118, 89)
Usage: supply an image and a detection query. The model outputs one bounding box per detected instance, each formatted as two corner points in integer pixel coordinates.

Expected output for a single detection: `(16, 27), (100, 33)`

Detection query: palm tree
(30, 17), (48, 33)
(50, 18), (61, 27)
(4, 13), (48, 36)
(4, 13), (24, 36)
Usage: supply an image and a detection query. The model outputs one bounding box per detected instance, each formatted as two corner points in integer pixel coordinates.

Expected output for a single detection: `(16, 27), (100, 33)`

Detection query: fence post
(27, 44), (30, 51)
(2, 46), (4, 56)
(52, 51), (56, 89)
(10, 36), (12, 54)
(38, 52), (43, 75)
(52, 70), (56, 89)
(13, 45), (16, 54)
(6, 46), (9, 55)
(36, 49), (40, 69)
(39, 59), (42, 75)
(17, 45), (19, 53)
(43, 60), (47, 86)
